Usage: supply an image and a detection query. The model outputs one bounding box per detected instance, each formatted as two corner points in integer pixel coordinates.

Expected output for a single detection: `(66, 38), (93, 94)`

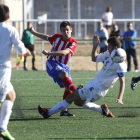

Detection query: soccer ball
(111, 48), (126, 63)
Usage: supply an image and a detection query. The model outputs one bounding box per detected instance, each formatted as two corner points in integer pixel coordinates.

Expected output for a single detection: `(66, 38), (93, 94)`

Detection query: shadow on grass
(46, 137), (140, 139)
(10, 117), (59, 121)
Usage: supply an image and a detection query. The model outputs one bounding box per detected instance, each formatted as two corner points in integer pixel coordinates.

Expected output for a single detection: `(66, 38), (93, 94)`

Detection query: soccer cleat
(0, 130), (15, 140)
(77, 84), (84, 90)
(131, 77), (137, 91)
(101, 104), (115, 117)
(60, 110), (75, 116)
(38, 105), (50, 119)
(32, 67), (38, 71)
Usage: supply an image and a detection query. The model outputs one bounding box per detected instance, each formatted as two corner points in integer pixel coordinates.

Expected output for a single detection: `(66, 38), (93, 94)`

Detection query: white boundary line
(12, 78), (92, 81)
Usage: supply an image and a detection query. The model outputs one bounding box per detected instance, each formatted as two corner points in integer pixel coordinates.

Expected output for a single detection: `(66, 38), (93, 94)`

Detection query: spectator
(110, 24), (124, 49)
(102, 7), (115, 35)
(22, 22), (37, 71)
(95, 22), (109, 54)
(123, 22), (138, 72)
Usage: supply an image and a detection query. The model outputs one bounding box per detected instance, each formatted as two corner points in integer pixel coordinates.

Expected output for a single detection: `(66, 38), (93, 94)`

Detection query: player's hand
(93, 34), (100, 47)
(116, 99), (124, 105)
(24, 48), (31, 56)
(28, 26), (34, 33)
(42, 50), (49, 55)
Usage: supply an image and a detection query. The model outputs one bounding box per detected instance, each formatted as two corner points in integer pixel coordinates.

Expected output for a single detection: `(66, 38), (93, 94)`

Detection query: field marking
(12, 78), (92, 80)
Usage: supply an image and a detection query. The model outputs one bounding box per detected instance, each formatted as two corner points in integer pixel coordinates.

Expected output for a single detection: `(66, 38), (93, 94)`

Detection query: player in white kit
(0, 4), (30, 140)
(38, 35), (127, 119)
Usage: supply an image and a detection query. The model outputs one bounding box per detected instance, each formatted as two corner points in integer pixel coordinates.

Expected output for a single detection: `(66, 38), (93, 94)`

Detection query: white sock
(48, 100), (70, 116)
(0, 100), (13, 131)
(82, 102), (103, 114)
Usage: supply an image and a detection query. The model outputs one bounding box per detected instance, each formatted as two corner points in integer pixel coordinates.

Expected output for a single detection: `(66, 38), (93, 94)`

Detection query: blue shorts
(46, 60), (72, 88)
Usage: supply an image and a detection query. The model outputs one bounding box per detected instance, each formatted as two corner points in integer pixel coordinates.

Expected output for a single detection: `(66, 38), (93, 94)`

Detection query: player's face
(28, 23), (32, 28)
(108, 43), (114, 54)
(127, 23), (133, 31)
(61, 26), (72, 40)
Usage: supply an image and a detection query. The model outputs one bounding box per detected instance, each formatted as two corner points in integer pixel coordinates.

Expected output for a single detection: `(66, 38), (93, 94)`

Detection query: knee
(59, 71), (68, 79)
(6, 89), (16, 103)
(74, 100), (85, 106)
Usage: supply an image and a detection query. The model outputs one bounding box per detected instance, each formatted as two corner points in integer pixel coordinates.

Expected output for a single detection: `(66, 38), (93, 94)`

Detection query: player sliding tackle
(38, 35), (127, 118)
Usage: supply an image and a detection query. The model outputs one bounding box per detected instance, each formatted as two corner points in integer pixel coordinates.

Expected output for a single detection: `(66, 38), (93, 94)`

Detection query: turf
(9, 70), (140, 140)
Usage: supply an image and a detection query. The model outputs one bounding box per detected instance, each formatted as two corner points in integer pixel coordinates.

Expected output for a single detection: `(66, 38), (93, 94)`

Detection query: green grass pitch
(9, 70), (140, 140)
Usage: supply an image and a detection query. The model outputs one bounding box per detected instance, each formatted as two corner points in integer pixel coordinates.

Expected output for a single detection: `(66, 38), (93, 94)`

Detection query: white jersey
(102, 12), (113, 26)
(96, 50), (127, 88)
(0, 22), (26, 68)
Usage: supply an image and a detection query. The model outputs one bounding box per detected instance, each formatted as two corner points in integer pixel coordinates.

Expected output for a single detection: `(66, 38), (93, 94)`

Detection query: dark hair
(60, 21), (71, 30)
(127, 22), (133, 26)
(107, 37), (121, 49)
(0, 4), (9, 22)
(27, 22), (32, 27)
(106, 7), (112, 12)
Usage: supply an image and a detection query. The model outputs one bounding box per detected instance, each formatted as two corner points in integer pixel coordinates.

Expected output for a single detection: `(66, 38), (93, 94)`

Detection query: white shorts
(78, 77), (109, 102)
(0, 67), (13, 102)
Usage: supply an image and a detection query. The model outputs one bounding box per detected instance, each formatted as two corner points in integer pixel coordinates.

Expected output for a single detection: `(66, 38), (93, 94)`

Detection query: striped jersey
(47, 34), (77, 64)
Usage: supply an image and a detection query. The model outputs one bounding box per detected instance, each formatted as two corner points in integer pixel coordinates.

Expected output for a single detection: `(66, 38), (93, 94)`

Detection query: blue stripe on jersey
(117, 72), (125, 77)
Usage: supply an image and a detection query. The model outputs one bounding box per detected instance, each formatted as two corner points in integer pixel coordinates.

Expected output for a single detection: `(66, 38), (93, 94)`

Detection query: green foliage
(10, 71), (140, 140)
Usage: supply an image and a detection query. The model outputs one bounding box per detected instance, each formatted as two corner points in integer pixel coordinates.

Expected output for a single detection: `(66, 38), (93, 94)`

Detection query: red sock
(62, 77), (76, 92)
(63, 90), (73, 100)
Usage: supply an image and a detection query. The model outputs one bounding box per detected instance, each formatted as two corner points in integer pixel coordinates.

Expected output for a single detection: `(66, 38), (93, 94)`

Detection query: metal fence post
(41, 40), (44, 70)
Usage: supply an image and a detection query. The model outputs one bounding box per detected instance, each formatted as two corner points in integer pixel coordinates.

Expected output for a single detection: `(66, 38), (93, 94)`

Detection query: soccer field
(10, 70), (140, 140)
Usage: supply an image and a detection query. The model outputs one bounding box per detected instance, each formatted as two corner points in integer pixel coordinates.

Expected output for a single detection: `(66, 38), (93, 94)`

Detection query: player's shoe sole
(131, 77), (137, 91)
(0, 130), (15, 140)
(101, 104), (115, 117)
(38, 105), (50, 119)
(60, 110), (75, 116)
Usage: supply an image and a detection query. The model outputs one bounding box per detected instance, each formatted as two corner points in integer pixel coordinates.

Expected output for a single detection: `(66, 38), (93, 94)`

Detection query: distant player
(0, 4), (30, 140)
(38, 35), (127, 119)
(28, 21), (78, 116)
(22, 22), (37, 71)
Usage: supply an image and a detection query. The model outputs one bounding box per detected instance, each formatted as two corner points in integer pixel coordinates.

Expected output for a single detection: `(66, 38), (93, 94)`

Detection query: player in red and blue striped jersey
(28, 21), (77, 116)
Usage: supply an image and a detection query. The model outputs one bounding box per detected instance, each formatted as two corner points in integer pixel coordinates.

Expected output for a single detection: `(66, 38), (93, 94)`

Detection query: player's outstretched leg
(131, 77), (137, 90)
(60, 84), (83, 117)
(101, 104), (115, 117)
(38, 105), (51, 119)
(0, 129), (15, 140)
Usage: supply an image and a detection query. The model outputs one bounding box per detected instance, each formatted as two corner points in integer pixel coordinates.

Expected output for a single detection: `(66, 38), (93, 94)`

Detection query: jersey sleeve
(132, 30), (137, 40)
(96, 51), (110, 63)
(66, 41), (77, 55)
(11, 27), (26, 54)
(116, 62), (127, 77)
(47, 34), (58, 45)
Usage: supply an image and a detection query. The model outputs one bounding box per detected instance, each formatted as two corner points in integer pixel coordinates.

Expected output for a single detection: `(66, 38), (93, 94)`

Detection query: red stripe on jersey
(58, 40), (68, 62)
(47, 34), (77, 64)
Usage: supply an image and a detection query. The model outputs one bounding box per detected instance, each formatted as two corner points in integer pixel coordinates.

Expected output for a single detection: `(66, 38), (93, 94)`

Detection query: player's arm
(102, 19), (108, 22)
(24, 48), (31, 56)
(42, 49), (70, 56)
(92, 34), (100, 62)
(99, 37), (107, 41)
(116, 76), (125, 105)
(123, 36), (134, 41)
(28, 27), (48, 41)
